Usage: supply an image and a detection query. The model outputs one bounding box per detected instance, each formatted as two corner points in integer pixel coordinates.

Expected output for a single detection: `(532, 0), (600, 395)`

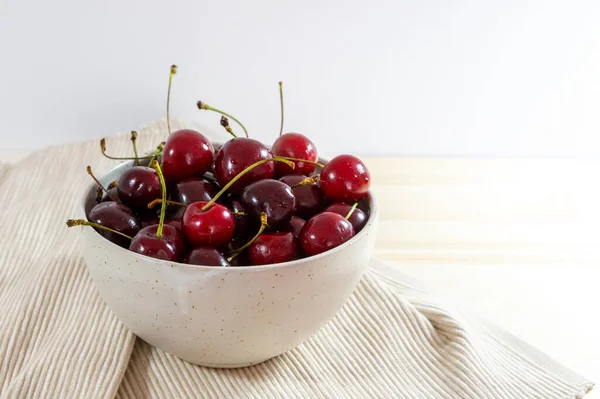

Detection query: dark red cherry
(117, 166), (161, 209)
(223, 197), (249, 238)
(229, 250), (250, 267)
(324, 202), (368, 233)
(88, 201), (140, 248)
(272, 133), (318, 177)
(279, 174), (326, 218)
(248, 232), (299, 265)
(171, 177), (218, 205)
(288, 216), (306, 239)
(300, 212), (354, 256)
(214, 138), (274, 194)
(183, 246), (230, 267)
(102, 187), (121, 203)
(129, 224), (186, 261)
(162, 129), (214, 182)
(320, 155), (370, 202)
(241, 179), (296, 231)
(182, 202), (235, 247)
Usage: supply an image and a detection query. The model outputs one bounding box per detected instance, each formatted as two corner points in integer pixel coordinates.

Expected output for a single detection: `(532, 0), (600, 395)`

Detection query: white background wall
(1, 0), (599, 157)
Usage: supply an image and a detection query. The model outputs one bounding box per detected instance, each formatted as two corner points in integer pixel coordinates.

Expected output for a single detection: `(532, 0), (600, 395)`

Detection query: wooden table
(2, 151), (598, 391)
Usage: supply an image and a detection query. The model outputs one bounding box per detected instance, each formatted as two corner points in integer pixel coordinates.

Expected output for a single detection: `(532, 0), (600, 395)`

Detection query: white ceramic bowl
(77, 159), (378, 368)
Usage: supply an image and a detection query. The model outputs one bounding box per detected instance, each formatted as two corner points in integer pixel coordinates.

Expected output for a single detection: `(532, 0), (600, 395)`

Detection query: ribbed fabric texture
(0, 120), (593, 398)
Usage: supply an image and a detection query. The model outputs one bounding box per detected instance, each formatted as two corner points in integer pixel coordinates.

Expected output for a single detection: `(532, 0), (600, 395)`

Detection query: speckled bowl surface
(77, 158), (378, 368)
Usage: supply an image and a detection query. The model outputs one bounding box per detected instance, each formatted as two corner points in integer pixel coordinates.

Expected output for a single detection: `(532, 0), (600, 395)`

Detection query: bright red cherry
(182, 202), (235, 247)
(241, 179), (296, 231)
(279, 174), (326, 219)
(288, 216), (306, 239)
(87, 201), (140, 248)
(171, 177), (217, 205)
(248, 232), (299, 265)
(320, 155), (370, 202)
(272, 133), (318, 176)
(324, 202), (368, 233)
(117, 166), (161, 209)
(183, 246), (230, 267)
(129, 224), (186, 261)
(214, 138), (274, 194)
(300, 212), (354, 256)
(161, 129), (214, 182)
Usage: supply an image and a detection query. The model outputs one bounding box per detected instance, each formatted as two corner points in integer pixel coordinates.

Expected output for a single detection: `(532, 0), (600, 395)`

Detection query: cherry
(279, 174), (326, 218)
(117, 166), (161, 209)
(102, 187), (122, 203)
(183, 246), (230, 267)
(248, 232), (299, 265)
(182, 202), (235, 247)
(161, 129), (214, 182)
(139, 212), (182, 231)
(272, 133), (319, 176)
(324, 202), (368, 233)
(241, 179), (296, 231)
(288, 216), (306, 239)
(171, 177), (218, 205)
(87, 201), (140, 247)
(223, 196), (249, 238)
(300, 212), (354, 256)
(214, 138), (275, 194)
(320, 155), (370, 202)
(129, 224), (186, 261)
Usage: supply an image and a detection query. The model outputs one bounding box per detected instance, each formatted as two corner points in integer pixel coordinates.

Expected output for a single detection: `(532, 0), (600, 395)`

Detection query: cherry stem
(107, 180), (118, 190)
(87, 165), (108, 193)
(130, 131), (140, 165)
(197, 101), (249, 138)
(150, 161), (167, 238)
(280, 156), (324, 168)
(66, 219), (133, 240)
(95, 187), (104, 202)
(345, 203), (358, 220)
(147, 198), (187, 209)
(292, 175), (319, 188)
(100, 138), (155, 161)
(167, 65), (177, 136)
(147, 142), (165, 165)
(227, 212), (267, 261)
(220, 116), (237, 138)
(279, 81), (284, 136)
(201, 157), (295, 211)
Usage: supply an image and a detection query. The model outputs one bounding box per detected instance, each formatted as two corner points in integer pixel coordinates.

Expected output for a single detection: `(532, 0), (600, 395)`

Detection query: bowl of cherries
(69, 68), (378, 368)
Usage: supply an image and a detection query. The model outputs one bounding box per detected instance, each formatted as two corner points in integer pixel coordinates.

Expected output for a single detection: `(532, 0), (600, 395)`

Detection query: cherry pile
(67, 66), (371, 267)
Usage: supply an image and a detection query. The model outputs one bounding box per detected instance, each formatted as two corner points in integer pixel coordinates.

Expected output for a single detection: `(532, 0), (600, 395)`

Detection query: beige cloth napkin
(0, 120), (593, 398)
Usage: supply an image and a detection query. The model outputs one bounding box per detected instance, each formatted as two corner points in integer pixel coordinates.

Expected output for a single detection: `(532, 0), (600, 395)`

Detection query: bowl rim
(79, 156), (378, 271)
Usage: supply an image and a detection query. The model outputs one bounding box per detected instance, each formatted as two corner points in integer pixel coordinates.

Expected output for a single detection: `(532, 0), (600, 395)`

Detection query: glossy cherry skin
(129, 224), (186, 261)
(288, 216), (306, 239)
(300, 212), (354, 256)
(161, 129), (214, 182)
(214, 138), (275, 194)
(102, 187), (121, 203)
(182, 202), (235, 247)
(171, 177), (218, 205)
(183, 246), (230, 267)
(88, 201), (140, 248)
(117, 166), (161, 209)
(241, 179), (296, 231)
(279, 174), (326, 219)
(320, 155), (370, 202)
(272, 133), (318, 176)
(248, 232), (300, 265)
(324, 202), (368, 233)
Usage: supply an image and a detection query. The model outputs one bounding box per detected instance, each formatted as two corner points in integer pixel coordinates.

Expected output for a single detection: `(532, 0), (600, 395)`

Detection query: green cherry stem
(147, 198), (187, 209)
(150, 161), (168, 238)
(280, 156), (325, 168)
(197, 101), (249, 138)
(66, 219), (133, 240)
(167, 65), (177, 136)
(131, 131), (140, 165)
(220, 116), (237, 138)
(291, 175), (319, 188)
(278, 81), (284, 136)
(201, 157), (295, 211)
(345, 203), (358, 220)
(147, 142), (165, 166)
(87, 165), (108, 194)
(227, 212), (268, 261)
(100, 138), (155, 161)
